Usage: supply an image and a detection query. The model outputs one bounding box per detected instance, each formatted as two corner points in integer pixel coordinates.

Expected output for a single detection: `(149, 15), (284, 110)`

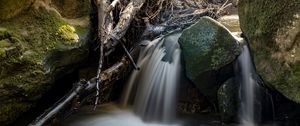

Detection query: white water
(238, 44), (256, 126)
(64, 32), (182, 126)
(123, 32), (182, 122)
(63, 105), (180, 126)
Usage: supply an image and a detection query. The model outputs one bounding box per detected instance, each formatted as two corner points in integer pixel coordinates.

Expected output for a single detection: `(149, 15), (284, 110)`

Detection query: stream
(27, 14), (299, 126)
(64, 32), (183, 126)
(62, 21), (259, 126)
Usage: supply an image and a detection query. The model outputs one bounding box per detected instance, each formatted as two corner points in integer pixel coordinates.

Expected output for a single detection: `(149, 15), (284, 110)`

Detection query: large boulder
(0, 0), (90, 125)
(178, 16), (240, 101)
(238, 0), (300, 103)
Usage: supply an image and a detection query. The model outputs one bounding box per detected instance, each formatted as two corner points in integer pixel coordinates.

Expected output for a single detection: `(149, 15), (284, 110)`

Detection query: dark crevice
(10, 70), (79, 126)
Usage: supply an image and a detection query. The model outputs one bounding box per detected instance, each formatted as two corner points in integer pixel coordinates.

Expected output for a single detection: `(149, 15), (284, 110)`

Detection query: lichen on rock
(178, 16), (240, 101)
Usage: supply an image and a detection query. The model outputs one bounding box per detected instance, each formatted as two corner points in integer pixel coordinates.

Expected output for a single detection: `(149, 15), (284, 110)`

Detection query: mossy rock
(178, 16), (240, 100)
(0, 1), (90, 125)
(238, 0), (300, 103)
(0, 0), (34, 20)
(57, 25), (79, 43)
(52, 0), (90, 18)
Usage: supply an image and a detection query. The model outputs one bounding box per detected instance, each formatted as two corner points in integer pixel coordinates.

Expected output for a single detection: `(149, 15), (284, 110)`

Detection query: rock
(238, 0), (300, 103)
(51, 0), (90, 18)
(0, 0), (35, 20)
(217, 78), (238, 123)
(0, 0), (90, 125)
(218, 15), (241, 33)
(177, 76), (212, 114)
(178, 16), (240, 101)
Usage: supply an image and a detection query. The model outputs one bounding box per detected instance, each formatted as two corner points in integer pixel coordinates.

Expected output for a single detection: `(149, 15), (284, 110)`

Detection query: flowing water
(237, 43), (257, 126)
(123, 32), (182, 122)
(63, 28), (261, 126)
(64, 32), (182, 126)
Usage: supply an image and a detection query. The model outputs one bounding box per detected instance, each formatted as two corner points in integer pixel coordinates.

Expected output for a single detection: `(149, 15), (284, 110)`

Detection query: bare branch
(105, 0), (146, 48)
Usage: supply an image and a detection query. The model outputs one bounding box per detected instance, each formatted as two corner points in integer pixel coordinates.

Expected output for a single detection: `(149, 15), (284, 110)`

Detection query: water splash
(63, 105), (181, 126)
(122, 32), (182, 122)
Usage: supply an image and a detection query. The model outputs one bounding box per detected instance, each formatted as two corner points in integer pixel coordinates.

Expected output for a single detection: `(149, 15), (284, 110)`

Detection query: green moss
(238, 0), (300, 103)
(239, 0), (300, 48)
(0, 48), (5, 58)
(282, 64), (300, 102)
(0, 39), (11, 47)
(0, 28), (12, 40)
(0, 5), (89, 125)
(57, 25), (79, 44)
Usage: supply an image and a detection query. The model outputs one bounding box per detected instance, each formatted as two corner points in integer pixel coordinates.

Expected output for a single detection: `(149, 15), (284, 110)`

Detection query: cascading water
(63, 32), (182, 126)
(122, 32), (182, 122)
(237, 43), (257, 126)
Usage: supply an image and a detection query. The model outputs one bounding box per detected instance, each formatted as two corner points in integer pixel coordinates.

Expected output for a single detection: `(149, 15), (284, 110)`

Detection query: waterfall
(63, 32), (182, 126)
(237, 43), (257, 126)
(122, 32), (182, 122)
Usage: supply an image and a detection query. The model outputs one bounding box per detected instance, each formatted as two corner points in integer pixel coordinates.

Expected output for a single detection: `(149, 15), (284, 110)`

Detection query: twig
(120, 41), (139, 70)
(94, 0), (107, 110)
(109, 0), (146, 47)
(216, 0), (231, 15)
(106, 0), (120, 13)
(29, 55), (130, 126)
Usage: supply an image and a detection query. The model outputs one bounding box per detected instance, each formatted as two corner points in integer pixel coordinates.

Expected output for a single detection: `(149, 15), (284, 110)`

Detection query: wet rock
(238, 0), (300, 103)
(217, 78), (238, 123)
(178, 16), (240, 101)
(0, 0), (90, 125)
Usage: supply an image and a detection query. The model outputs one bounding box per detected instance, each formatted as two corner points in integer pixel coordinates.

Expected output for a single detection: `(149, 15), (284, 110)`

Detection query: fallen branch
(29, 56), (130, 126)
(94, 0), (105, 110)
(105, 0), (146, 50)
(94, 0), (115, 109)
(120, 41), (139, 70)
(106, 0), (120, 13)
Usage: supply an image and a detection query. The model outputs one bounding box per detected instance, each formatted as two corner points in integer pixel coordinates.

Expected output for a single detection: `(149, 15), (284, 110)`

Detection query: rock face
(0, 0), (35, 20)
(0, 0), (90, 125)
(217, 78), (238, 123)
(238, 0), (300, 103)
(178, 16), (240, 100)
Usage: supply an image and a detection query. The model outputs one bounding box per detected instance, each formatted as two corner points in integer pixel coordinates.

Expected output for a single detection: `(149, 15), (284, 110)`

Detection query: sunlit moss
(57, 25), (79, 43)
